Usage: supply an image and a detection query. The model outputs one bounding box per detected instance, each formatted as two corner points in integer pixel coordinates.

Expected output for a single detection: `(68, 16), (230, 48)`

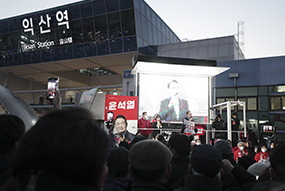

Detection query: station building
(1, 0), (285, 140)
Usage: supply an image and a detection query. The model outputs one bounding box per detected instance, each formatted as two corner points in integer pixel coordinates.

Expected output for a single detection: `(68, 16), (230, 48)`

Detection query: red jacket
(254, 151), (269, 162)
(138, 118), (152, 136)
(233, 149), (248, 162)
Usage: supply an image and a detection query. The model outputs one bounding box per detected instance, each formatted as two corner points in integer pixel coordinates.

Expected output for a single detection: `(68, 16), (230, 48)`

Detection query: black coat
(0, 152), (15, 188)
(167, 157), (190, 189)
(128, 179), (173, 191)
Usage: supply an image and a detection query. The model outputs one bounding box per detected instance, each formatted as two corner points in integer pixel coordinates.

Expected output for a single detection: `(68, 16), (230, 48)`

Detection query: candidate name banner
(105, 95), (138, 121)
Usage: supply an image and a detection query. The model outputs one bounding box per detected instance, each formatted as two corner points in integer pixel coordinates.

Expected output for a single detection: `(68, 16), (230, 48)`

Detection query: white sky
(1, 0), (285, 59)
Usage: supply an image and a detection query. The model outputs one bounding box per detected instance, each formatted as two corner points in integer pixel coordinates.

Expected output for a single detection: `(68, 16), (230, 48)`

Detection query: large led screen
(138, 73), (209, 124)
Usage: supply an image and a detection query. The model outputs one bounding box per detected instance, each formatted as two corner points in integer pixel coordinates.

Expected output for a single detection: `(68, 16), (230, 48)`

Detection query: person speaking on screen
(159, 80), (189, 121)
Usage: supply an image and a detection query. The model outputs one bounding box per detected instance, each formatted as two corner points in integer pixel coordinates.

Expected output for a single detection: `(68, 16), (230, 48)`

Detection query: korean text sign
(105, 95), (138, 121)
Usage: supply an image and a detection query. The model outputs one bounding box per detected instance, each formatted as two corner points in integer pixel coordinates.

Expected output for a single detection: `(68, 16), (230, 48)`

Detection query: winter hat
(107, 147), (130, 177)
(190, 144), (222, 177)
(214, 139), (233, 158)
(247, 162), (270, 176)
(168, 134), (191, 156)
(129, 139), (172, 171)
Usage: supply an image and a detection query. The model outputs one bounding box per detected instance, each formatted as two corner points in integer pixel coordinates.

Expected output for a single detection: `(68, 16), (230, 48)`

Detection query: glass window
(225, 98), (235, 110)
(81, 2), (93, 18)
(137, 36), (143, 48)
(73, 44), (84, 58)
(13, 53), (22, 65)
(151, 11), (156, 26)
(146, 5), (151, 21)
(62, 46), (73, 60)
(95, 15), (108, 41)
(121, 10), (136, 36)
(152, 24), (158, 45)
(123, 36), (137, 52)
(5, 54), (13, 66)
(106, 0), (119, 12)
(147, 21), (153, 45)
(134, 10), (142, 38)
(22, 52), (31, 64)
(51, 47), (62, 61)
(42, 49), (52, 62)
(9, 33), (20, 54)
(259, 86), (268, 95)
(134, 0), (140, 10)
(238, 98), (246, 110)
(141, 16), (148, 43)
(84, 42), (97, 57)
(269, 85), (285, 93)
(71, 20), (83, 44)
(120, 0), (133, 10)
(248, 98), (257, 110)
(110, 38), (122, 54)
(216, 88), (235, 97)
(8, 19), (17, 32)
(217, 98), (225, 104)
(140, 0), (146, 16)
(108, 12), (121, 39)
(82, 18), (95, 42)
(31, 50), (42, 63)
(271, 97), (281, 110)
(259, 96), (268, 111)
(157, 31), (162, 45)
(0, 55), (5, 67)
(0, 21), (8, 33)
(68, 5), (81, 20)
(93, 0), (106, 15)
(97, 40), (110, 55)
(237, 87), (257, 96)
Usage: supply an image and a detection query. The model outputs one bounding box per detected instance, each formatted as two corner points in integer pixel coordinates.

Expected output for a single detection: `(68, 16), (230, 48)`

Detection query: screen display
(138, 73), (208, 123)
(262, 125), (275, 133)
(47, 77), (59, 100)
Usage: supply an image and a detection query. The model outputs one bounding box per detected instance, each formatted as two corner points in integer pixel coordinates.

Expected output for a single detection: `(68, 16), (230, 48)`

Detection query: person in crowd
(113, 114), (135, 143)
(251, 142), (285, 191)
(195, 139), (201, 146)
(231, 112), (240, 147)
(0, 115), (25, 188)
(181, 111), (195, 134)
(119, 141), (130, 150)
(247, 161), (269, 179)
(152, 114), (158, 124)
(244, 140), (255, 158)
(137, 112), (152, 138)
(233, 141), (248, 162)
(237, 155), (256, 170)
(129, 134), (147, 149)
(128, 139), (173, 191)
(155, 134), (167, 145)
(167, 134), (191, 189)
(159, 80), (189, 121)
(176, 144), (223, 191)
(214, 139), (256, 191)
(151, 115), (163, 138)
(212, 114), (226, 139)
(254, 143), (269, 162)
(104, 147), (131, 191)
(0, 108), (109, 191)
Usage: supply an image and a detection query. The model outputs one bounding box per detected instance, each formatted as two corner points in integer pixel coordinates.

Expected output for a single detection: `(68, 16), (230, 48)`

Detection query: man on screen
(159, 80), (189, 121)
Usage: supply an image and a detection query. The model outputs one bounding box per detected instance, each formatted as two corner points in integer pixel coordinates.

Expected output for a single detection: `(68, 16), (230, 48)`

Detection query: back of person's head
(155, 134), (166, 145)
(129, 139), (172, 182)
(14, 108), (109, 188)
(0, 114), (25, 154)
(168, 134), (191, 157)
(129, 134), (147, 148)
(270, 141), (285, 181)
(190, 144), (222, 178)
(214, 139), (233, 159)
(119, 140), (130, 150)
(107, 147), (129, 178)
(247, 162), (270, 178)
(238, 155), (256, 170)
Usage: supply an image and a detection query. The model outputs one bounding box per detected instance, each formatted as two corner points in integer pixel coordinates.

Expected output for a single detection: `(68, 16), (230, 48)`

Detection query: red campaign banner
(105, 95), (139, 121)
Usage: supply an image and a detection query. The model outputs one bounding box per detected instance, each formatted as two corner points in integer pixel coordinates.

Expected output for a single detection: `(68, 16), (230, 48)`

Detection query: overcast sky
(1, 0), (285, 59)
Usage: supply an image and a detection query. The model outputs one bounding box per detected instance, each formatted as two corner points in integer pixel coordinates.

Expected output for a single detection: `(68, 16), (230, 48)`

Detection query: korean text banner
(105, 95), (138, 121)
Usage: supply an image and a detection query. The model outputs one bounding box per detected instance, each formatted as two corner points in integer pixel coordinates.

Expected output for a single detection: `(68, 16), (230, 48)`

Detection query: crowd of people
(1, 106), (285, 191)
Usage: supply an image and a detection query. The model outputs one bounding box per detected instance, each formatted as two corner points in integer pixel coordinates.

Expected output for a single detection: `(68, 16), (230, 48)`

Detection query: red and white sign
(105, 95), (138, 121)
